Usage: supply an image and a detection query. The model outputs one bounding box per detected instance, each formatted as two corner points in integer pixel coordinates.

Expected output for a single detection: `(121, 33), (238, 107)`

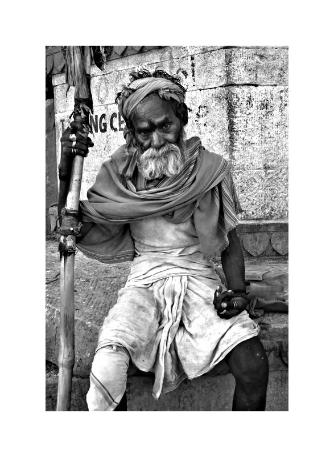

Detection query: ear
(179, 103), (188, 126)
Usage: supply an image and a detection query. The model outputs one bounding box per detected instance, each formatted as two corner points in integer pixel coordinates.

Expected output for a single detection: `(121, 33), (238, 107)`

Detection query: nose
(150, 131), (165, 149)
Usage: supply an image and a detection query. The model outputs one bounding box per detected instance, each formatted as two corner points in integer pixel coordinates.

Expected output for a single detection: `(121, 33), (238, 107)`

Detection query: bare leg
(225, 337), (269, 411)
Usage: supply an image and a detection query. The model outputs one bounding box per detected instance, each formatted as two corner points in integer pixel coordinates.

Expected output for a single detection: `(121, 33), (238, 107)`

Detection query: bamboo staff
(56, 46), (93, 411)
(57, 156), (83, 410)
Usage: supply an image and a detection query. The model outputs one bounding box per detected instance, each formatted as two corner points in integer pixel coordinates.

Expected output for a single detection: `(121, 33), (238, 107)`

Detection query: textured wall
(52, 46), (288, 221)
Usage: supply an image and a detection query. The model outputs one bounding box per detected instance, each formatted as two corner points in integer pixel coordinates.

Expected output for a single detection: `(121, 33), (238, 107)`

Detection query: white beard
(138, 143), (185, 180)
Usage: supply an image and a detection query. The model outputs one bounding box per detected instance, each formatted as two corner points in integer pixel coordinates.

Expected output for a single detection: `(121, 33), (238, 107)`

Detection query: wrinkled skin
(131, 94), (182, 151)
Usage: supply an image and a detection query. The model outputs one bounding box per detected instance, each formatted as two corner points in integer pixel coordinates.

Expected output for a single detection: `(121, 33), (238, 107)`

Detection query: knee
(91, 344), (129, 380)
(237, 353), (269, 386)
(87, 345), (129, 411)
(230, 346), (269, 387)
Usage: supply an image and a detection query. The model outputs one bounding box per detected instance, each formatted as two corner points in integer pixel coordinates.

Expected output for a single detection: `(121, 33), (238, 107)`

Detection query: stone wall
(52, 46), (288, 222)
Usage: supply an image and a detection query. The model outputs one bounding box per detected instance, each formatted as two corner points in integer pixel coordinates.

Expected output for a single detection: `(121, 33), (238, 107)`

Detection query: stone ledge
(236, 221), (288, 257)
(46, 339), (288, 411)
(237, 220), (288, 233)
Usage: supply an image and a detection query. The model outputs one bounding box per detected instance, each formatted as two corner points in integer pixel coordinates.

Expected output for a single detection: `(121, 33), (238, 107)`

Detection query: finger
(75, 139), (89, 150)
(61, 145), (87, 159)
(218, 309), (226, 317)
(60, 135), (74, 144)
(75, 130), (88, 141)
(219, 309), (240, 319)
(61, 136), (93, 150)
(70, 120), (84, 132)
(223, 299), (238, 310)
(72, 134), (93, 146)
(214, 285), (222, 296)
(214, 300), (227, 312)
(213, 291), (221, 307)
(74, 146), (90, 157)
(228, 297), (248, 310)
(213, 297), (224, 310)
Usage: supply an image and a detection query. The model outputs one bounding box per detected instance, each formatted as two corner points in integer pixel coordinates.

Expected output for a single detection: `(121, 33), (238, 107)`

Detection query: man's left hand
(213, 287), (249, 319)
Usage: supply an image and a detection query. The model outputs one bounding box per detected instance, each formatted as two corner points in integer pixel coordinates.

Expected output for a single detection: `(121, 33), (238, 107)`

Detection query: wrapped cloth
(96, 233), (259, 399)
(77, 137), (242, 263)
(117, 76), (186, 121)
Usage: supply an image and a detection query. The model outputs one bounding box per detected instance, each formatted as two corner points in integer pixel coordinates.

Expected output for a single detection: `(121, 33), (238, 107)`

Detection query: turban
(119, 77), (186, 121)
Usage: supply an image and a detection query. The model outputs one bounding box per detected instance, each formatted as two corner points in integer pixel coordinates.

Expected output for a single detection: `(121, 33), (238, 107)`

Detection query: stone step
(46, 347), (288, 411)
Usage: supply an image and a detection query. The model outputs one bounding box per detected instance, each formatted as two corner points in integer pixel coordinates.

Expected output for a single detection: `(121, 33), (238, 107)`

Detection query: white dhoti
(87, 216), (259, 408)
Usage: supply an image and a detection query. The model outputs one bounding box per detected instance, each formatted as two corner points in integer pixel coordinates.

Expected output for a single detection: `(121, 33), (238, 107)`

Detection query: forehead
(131, 94), (176, 126)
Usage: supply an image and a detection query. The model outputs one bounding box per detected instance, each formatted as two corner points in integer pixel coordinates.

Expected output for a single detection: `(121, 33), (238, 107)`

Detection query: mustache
(138, 143), (185, 180)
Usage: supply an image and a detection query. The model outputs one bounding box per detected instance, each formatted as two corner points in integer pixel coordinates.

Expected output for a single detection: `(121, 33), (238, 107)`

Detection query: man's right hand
(59, 123), (94, 181)
(58, 121), (94, 222)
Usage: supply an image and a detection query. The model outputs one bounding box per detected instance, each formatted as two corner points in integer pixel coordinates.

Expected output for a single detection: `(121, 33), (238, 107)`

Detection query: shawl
(77, 137), (242, 263)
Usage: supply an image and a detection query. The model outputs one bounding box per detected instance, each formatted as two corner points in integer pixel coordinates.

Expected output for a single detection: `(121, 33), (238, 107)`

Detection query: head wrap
(118, 77), (186, 122)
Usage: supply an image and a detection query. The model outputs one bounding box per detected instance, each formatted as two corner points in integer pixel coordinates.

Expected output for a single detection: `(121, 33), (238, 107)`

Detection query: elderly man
(60, 68), (269, 411)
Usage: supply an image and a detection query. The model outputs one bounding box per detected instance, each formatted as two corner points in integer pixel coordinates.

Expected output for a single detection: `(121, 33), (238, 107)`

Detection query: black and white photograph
(45, 45), (288, 412)
(2, 1), (334, 456)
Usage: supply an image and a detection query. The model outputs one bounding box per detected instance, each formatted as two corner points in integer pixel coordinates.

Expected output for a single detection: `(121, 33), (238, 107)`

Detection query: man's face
(131, 94), (182, 152)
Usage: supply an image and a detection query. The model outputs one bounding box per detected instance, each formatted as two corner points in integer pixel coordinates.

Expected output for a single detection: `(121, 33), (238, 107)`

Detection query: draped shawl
(77, 137), (242, 263)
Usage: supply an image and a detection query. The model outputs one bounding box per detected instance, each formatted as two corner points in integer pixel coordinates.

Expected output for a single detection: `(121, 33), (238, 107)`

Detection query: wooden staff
(56, 46), (93, 411)
(57, 151), (85, 411)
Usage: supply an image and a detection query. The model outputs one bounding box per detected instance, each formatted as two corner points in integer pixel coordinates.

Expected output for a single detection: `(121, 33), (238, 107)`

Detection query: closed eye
(161, 122), (172, 131)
